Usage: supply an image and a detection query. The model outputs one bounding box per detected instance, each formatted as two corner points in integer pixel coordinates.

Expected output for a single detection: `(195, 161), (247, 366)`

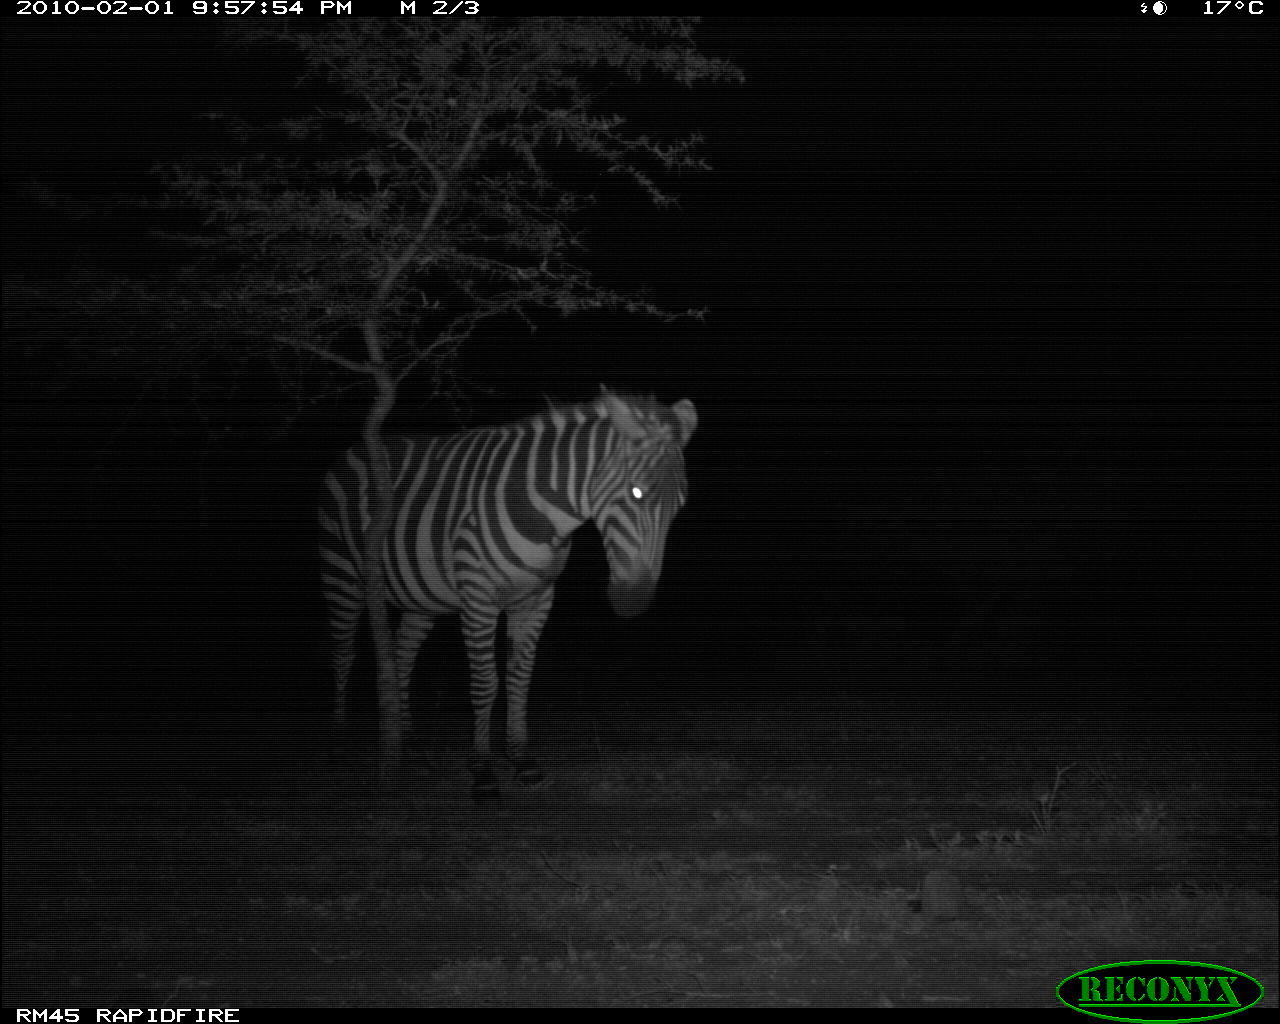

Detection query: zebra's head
(589, 390), (698, 619)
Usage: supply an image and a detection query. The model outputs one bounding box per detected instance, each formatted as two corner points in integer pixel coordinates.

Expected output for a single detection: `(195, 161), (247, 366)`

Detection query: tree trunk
(360, 357), (401, 784)
(358, 177), (447, 783)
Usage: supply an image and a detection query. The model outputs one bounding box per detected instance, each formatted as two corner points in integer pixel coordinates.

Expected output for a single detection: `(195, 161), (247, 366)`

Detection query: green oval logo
(1057, 960), (1264, 1023)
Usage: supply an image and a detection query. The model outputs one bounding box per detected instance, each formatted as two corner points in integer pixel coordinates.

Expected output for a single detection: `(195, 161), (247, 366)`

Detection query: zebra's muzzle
(607, 573), (656, 619)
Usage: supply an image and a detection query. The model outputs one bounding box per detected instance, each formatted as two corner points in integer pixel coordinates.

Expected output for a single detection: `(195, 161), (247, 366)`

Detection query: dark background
(2, 18), (1275, 755)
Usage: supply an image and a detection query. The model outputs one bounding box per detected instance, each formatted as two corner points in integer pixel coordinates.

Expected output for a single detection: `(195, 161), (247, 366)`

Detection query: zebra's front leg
(460, 600), (503, 803)
(505, 586), (556, 790)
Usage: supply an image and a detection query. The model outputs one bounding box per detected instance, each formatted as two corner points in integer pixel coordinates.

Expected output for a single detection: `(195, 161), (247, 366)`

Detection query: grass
(4, 701), (1276, 1007)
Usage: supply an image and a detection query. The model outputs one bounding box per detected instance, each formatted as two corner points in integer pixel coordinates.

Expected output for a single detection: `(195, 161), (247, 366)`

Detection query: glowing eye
(630, 485), (644, 501)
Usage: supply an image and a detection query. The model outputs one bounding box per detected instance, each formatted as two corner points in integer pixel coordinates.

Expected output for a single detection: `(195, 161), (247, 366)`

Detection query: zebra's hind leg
(324, 592), (361, 732)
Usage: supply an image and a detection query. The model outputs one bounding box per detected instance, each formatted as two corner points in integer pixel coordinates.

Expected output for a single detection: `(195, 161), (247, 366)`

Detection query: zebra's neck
(526, 403), (618, 535)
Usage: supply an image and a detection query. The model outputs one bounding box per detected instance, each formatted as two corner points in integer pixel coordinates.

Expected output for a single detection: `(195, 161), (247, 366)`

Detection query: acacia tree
(149, 19), (740, 779)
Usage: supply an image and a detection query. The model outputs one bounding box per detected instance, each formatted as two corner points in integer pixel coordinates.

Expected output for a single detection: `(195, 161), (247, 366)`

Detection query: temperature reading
(1202, 0), (1265, 10)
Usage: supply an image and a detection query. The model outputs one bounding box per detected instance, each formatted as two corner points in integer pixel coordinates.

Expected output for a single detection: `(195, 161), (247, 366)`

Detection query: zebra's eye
(630, 485), (644, 501)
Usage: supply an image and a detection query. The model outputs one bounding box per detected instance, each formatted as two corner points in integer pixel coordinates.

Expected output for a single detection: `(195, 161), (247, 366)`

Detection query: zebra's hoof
(471, 782), (501, 804)
(513, 760), (548, 789)
(470, 765), (501, 804)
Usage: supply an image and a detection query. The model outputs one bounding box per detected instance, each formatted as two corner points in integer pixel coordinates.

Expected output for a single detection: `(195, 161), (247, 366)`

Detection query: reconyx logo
(1057, 960), (1264, 1023)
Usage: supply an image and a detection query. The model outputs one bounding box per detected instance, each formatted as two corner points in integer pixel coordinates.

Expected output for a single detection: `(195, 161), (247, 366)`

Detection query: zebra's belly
(384, 545), (567, 615)
(491, 571), (557, 610)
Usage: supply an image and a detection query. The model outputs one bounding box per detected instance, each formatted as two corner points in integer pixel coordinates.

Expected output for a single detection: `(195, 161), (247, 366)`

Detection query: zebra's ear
(671, 399), (698, 446)
(600, 391), (649, 441)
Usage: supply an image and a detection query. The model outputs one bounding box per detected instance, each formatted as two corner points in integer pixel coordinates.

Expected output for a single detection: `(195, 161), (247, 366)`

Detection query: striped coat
(318, 389), (697, 799)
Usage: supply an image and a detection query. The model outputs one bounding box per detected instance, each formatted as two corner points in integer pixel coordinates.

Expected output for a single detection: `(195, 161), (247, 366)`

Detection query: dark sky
(2, 18), (1275, 329)
(1, 18), (1276, 713)
(4, 18), (1276, 176)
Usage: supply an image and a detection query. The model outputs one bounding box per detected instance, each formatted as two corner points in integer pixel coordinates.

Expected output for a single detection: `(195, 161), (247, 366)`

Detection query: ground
(3, 699), (1275, 1008)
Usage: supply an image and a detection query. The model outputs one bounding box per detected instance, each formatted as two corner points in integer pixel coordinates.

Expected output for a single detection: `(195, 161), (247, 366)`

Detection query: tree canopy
(145, 18), (742, 392)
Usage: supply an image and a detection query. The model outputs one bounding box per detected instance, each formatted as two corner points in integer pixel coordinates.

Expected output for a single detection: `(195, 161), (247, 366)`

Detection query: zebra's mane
(534, 389), (663, 424)
(404, 390), (668, 440)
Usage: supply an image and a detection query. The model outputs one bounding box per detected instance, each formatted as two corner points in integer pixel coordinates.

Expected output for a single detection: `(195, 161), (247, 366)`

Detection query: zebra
(318, 388), (697, 801)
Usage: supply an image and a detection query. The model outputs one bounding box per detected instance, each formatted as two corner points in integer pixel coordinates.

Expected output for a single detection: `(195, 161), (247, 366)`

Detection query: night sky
(1, 17), (1275, 746)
